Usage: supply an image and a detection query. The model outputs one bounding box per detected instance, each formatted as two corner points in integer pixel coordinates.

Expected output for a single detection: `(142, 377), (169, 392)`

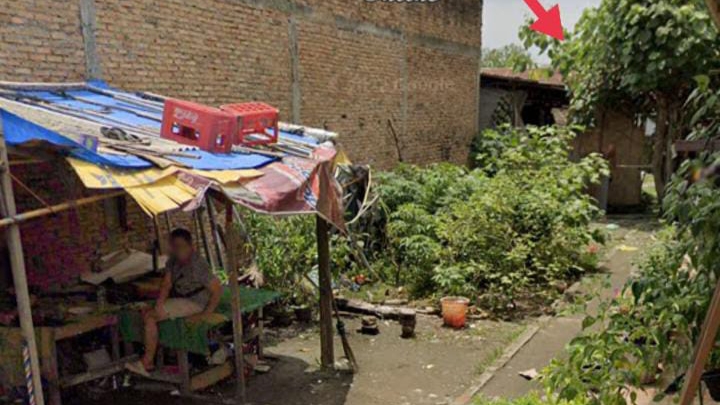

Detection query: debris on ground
(519, 369), (539, 381)
(360, 316), (380, 335)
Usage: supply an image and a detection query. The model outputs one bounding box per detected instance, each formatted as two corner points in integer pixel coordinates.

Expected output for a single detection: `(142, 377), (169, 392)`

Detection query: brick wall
(0, 0), (86, 82)
(0, 0), (482, 169)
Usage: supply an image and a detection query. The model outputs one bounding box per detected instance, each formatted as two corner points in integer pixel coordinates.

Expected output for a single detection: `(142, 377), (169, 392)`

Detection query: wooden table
(38, 314), (136, 405)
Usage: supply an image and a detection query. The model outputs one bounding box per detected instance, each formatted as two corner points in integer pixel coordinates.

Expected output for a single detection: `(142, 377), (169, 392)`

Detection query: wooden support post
(0, 133), (46, 405)
(195, 208), (217, 270)
(152, 215), (163, 255)
(110, 324), (121, 361)
(316, 215), (334, 369)
(178, 349), (191, 395)
(205, 198), (226, 271)
(39, 329), (60, 405)
(257, 307), (264, 359)
(225, 202), (246, 403)
(679, 279), (720, 405)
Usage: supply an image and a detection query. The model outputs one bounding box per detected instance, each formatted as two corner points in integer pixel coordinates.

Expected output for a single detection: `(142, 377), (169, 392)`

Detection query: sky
(483, 0), (602, 63)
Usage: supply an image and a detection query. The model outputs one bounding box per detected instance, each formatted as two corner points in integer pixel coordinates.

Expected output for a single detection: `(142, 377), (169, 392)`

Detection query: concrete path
(478, 217), (658, 400)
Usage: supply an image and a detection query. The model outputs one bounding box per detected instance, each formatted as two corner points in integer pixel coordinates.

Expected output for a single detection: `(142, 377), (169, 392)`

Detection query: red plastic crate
(161, 99), (236, 153)
(221, 102), (279, 146)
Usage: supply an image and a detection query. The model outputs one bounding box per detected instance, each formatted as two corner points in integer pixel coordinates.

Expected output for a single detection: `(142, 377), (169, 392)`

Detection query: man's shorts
(161, 298), (204, 319)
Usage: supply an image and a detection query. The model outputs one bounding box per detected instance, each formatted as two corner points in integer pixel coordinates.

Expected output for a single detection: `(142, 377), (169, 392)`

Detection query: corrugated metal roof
(481, 68), (565, 88)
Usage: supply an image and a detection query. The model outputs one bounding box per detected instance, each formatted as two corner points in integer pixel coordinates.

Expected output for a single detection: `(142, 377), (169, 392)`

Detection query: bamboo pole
(224, 202), (246, 403)
(0, 190), (124, 229)
(0, 134), (45, 405)
(316, 215), (334, 369)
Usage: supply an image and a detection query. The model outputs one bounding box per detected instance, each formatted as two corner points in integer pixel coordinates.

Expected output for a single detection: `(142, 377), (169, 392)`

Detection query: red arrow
(524, 0), (564, 41)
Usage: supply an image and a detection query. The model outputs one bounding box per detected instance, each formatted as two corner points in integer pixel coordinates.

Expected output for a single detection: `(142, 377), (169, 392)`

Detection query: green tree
(520, 0), (720, 198)
(482, 44), (537, 71)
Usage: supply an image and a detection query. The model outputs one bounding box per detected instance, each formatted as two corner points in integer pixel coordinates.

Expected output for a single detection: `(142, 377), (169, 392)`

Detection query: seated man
(126, 228), (222, 376)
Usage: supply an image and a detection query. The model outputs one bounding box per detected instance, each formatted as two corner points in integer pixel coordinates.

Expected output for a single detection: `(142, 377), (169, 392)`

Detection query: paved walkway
(479, 217), (658, 400)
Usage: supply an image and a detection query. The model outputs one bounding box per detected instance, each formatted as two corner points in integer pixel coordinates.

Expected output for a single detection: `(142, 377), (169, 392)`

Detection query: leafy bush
(544, 229), (694, 405)
(473, 393), (587, 405)
(373, 125), (607, 313)
(241, 213), (356, 304)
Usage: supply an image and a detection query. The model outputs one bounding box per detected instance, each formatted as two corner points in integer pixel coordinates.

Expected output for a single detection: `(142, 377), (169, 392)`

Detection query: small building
(479, 68), (648, 211)
(479, 68), (568, 130)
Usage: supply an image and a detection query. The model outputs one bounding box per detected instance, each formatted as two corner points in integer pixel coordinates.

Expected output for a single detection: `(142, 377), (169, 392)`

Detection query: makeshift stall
(0, 81), (345, 405)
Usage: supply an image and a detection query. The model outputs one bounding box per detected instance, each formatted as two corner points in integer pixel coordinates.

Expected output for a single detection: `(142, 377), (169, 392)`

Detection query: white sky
(483, 0), (602, 63)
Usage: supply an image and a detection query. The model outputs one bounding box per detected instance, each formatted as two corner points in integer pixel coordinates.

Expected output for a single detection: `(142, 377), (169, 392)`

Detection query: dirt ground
(70, 315), (523, 405)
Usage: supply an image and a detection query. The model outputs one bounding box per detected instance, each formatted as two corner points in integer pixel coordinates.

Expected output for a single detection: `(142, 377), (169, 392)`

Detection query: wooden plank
(60, 355), (139, 387)
(143, 369), (183, 385)
(225, 207), (246, 403)
(54, 315), (118, 340)
(0, 127), (46, 405)
(316, 215), (334, 369)
(675, 139), (720, 153)
(679, 279), (720, 405)
(190, 362), (234, 392)
(335, 298), (417, 321)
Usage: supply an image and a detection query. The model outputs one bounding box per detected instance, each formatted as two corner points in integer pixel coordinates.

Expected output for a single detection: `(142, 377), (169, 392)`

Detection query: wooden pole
(0, 191), (125, 229)
(195, 208), (217, 270)
(0, 135), (45, 405)
(679, 279), (720, 405)
(225, 202), (246, 403)
(205, 198), (226, 271)
(316, 215), (334, 369)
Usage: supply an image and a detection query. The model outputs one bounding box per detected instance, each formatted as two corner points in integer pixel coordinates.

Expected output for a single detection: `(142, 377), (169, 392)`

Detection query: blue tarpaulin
(172, 150), (275, 170)
(1, 110), (152, 168)
(1, 109), (277, 169)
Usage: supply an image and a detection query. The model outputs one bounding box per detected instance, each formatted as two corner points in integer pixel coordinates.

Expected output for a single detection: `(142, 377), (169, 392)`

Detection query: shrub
(374, 125), (608, 313)
(473, 393), (587, 405)
(241, 213), (356, 303)
(241, 125), (607, 317)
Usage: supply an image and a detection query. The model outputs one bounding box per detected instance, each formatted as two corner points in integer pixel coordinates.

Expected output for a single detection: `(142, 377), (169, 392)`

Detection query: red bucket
(441, 297), (470, 329)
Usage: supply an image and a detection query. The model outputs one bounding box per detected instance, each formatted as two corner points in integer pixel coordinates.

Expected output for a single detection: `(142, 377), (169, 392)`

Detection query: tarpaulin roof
(0, 81), (345, 229)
